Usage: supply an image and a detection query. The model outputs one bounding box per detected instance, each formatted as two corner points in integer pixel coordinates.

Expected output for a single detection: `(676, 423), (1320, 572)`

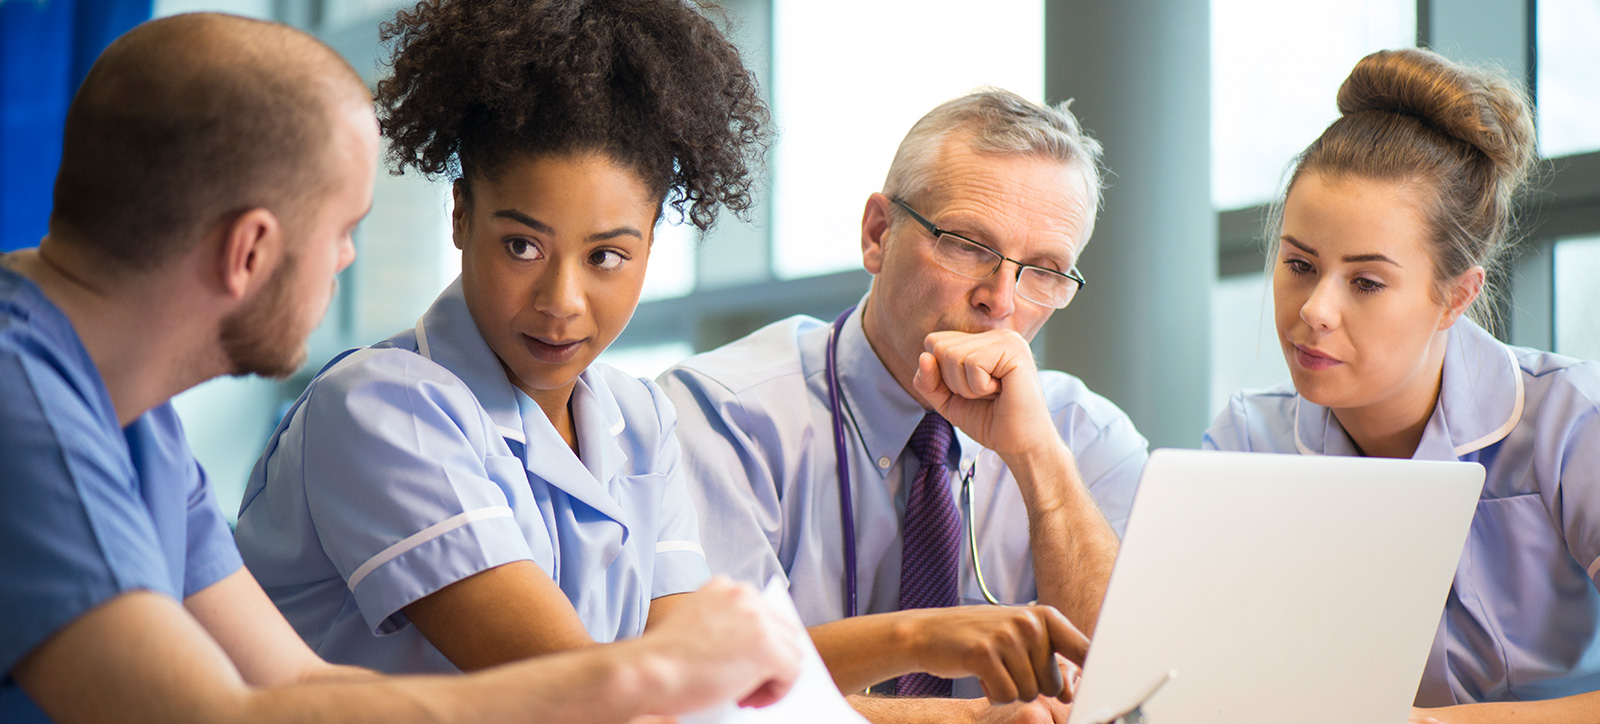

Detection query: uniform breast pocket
(1462, 493), (1565, 594)
(1468, 492), (1562, 581)
(1458, 493), (1568, 640)
(619, 472), (672, 504)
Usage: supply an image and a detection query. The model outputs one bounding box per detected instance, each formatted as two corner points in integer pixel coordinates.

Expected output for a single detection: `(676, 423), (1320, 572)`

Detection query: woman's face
(453, 153), (656, 410)
(1273, 172), (1475, 415)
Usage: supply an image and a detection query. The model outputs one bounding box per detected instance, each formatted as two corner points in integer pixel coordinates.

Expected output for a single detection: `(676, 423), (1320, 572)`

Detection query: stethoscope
(828, 306), (1175, 714)
(826, 306), (1008, 619)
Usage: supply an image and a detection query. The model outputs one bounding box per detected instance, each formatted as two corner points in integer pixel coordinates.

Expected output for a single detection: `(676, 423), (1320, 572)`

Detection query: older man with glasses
(659, 88), (1149, 724)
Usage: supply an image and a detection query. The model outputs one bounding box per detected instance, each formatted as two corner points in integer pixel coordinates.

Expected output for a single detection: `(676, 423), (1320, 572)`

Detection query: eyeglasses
(890, 196), (1086, 309)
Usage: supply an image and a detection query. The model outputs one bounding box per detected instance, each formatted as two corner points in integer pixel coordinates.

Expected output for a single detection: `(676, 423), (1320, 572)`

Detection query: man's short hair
(49, 13), (368, 270)
(883, 87), (1104, 229)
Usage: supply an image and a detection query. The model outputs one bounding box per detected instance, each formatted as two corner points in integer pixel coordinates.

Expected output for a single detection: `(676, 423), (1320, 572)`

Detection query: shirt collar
(413, 277), (525, 441)
(413, 276), (630, 528)
(835, 294), (970, 477)
(1293, 317), (1524, 460)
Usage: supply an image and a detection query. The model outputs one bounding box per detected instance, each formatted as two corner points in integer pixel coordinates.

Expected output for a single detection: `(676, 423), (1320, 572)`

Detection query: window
(154, 0), (271, 18)
(1554, 236), (1600, 361)
(597, 341), (697, 380)
(1211, 0), (1415, 210)
(1211, 272), (1288, 417)
(1536, 0), (1600, 158)
(171, 377), (284, 523)
(641, 219), (697, 302)
(769, 0), (1044, 279)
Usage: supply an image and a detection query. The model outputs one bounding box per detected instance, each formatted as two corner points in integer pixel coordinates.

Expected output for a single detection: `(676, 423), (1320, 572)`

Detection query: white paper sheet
(680, 578), (870, 724)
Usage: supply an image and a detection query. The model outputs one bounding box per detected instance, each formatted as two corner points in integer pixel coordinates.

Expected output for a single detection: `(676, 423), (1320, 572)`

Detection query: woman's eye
(590, 249), (627, 270)
(1353, 277), (1386, 294)
(1284, 258), (1313, 275)
(506, 238), (543, 261)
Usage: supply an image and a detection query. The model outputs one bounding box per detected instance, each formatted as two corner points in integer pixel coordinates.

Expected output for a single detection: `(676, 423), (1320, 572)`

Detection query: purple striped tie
(897, 411), (959, 697)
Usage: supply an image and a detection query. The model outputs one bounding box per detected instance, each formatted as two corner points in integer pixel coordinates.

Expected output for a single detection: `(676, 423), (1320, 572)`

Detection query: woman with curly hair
(234, 0), (769, 673)
(233, 3), (1085, 716)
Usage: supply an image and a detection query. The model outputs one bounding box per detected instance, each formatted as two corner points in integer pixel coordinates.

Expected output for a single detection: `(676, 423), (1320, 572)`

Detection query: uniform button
(877, 456), (892, 469)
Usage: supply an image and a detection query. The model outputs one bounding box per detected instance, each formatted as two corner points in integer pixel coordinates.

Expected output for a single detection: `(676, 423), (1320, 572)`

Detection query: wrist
(1001, 440), (1081, 511)
(604, 641), (674, 719)
(890, 610), (932, 675)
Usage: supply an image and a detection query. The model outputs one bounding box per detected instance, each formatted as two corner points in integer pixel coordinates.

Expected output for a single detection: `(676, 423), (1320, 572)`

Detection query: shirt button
(877, 456), (892, 469)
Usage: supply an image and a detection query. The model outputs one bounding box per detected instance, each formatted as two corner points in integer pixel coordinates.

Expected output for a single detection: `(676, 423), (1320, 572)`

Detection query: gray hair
(882, 86), (1105, 232)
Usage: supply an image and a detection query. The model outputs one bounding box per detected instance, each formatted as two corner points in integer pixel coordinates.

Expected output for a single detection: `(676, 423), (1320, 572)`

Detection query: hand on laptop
(903, 603), (1088, 703)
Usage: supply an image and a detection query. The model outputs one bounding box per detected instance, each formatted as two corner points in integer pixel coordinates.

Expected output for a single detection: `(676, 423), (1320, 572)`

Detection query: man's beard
(219, 252), (318, 379)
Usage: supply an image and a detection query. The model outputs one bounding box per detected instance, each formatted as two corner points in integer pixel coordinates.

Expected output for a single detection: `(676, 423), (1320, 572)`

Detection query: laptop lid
(1066, 449), (1484, 724)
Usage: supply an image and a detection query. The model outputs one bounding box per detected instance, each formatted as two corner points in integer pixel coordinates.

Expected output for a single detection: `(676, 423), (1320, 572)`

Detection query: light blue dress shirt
(0, 263), (242, 724)
(235, 278), (710, 673)
(1205, 318), (1600, 706)
(658, 302), (1147, 657)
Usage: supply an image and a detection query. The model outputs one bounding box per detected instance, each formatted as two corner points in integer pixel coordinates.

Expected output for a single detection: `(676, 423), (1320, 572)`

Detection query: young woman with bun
(1205, 48), (1600, 722)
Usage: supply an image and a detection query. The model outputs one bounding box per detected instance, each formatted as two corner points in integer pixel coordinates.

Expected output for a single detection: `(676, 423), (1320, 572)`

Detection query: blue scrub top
(235, 277), (709, 673)
(658, 300), (1148, 696)
(0, 263), (242, 724)
(1205, 318), (1600, 706)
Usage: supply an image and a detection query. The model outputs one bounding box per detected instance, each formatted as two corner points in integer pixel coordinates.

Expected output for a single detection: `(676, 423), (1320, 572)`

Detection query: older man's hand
(970, 696), (1075, 724)
(913, 329), (1059, 458)
(900, 604), (1087, 704)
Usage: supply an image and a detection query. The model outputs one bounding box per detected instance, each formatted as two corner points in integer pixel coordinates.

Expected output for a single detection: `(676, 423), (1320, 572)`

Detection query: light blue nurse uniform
(1205, 318), (1600, 706)
(0, 263), (243, 724)
(658, 300), (1147, 698)
(235, 277), (710, 673)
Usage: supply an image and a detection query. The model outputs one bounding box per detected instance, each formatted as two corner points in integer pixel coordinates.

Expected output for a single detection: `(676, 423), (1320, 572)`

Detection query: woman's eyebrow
(492, 209), (554, 234)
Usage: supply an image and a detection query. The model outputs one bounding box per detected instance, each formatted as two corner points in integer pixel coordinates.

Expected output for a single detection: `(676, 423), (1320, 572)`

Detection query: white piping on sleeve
(347, 506), (515, 591)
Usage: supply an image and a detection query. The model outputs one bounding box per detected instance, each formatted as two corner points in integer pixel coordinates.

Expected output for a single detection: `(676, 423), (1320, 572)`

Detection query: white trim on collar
(497, 425), (526, 444)
(414, 315), (432, 360)
(1451, 343), (1524, 456)
(1292, 342), (1525, 459)
(1292, 401), (1320, 456)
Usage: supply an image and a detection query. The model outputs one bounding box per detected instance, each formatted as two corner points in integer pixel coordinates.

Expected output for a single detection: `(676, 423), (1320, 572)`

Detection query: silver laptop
(1066, 449), (1484, 724)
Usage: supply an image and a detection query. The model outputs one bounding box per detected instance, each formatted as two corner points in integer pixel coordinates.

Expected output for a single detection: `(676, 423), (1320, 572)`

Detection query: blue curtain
(1, 0), (153, 252)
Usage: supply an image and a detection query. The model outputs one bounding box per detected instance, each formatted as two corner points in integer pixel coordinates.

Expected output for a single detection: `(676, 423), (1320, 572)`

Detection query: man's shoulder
(0, 285), (115, 449)
(1037, 368), (1138, 432)
(663, 314), (826, 396)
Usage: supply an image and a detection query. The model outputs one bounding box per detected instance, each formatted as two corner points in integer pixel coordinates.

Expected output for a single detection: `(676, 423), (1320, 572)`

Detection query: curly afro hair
(376, 0), (769, 231)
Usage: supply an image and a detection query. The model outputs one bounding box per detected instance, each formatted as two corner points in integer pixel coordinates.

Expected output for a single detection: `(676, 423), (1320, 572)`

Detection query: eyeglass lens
(930, 234), (1080, 308)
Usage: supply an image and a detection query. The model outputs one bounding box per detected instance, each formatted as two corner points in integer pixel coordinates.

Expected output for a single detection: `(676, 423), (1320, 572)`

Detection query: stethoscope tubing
(826, 306), (1004, 619)
(826, 307), (861, 618)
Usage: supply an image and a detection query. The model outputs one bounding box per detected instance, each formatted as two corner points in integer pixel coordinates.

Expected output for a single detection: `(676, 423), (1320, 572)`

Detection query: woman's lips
(522, 334), (584, 364)
(1292, 343), (1342, 371)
